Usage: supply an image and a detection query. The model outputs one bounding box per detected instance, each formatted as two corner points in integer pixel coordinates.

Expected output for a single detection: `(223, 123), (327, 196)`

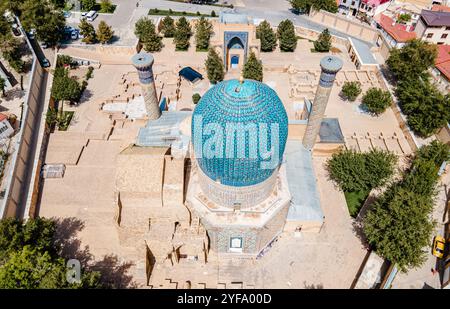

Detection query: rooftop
(285, 140), (323, 223)
(361, 0), (390, 7)
(431, 4), (450, 13)
(377, 14), (416, 42)
(219, 12), (251, 25)
(435, 44), (450, 81)
(420, 9), (450, 27)
(319, 118), (345, 143)
(348, 38), (378, 65)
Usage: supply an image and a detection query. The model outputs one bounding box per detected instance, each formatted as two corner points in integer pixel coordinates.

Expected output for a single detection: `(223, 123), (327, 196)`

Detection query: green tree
(396, 78), (450, 137)
(19, 0), (66, 46)
(79, 19), (97, 44)
(192, 93), (201, 104)
(242, 51), (263, 82)
(311, 0), (338, 13)
(341, 81), (361, 101)
(289, 0), (311, 13)
(256, 20), (277, 52)
(361, 88), (392, 116)
(160, 16), (176, 38)
(0, 218), (102, 288)
(100, 0), (115, 13)
(81, 0), (96, 11)
(314, 28), (332, 52)
(364, 186), (434, 271)
(135, 17), (163, 52)
(386, 39), (437, 80)
(416, 140), (450, 168)
(397, 13), (411, 23)
(51, 67), (82, 104)
(205, 48), (224, 84)
(327, 148), (397, 192)
(277, 19), (297, 52)
(174, 17), (192, 51)
(97, 21), (114, 44)
(195, 17), (213, 51)
(0, 77), (6, 97)
(290, 0), (338, 13)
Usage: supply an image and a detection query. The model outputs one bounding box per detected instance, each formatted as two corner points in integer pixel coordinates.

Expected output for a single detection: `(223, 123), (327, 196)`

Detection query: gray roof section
(285, 140), (324, 223)
(320, 56), (343, 73)
(136, 111), (191, 147)
(421, 10), (450, 27)
(319, 118), (345, 143)
(349, 38), (378, 65)
(219, 12), (251, 24)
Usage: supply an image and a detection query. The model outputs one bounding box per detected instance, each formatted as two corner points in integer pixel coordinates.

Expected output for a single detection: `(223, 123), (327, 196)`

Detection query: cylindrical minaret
(131, 52), (161, 120)
(302, 56), (343, 151)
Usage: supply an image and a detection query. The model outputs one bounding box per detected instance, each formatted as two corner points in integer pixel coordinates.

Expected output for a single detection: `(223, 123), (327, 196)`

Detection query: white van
(86, 11), (98, 22)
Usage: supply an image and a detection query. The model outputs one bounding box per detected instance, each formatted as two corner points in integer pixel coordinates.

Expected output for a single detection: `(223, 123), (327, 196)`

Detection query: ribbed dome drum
(192, 79), (288, 189)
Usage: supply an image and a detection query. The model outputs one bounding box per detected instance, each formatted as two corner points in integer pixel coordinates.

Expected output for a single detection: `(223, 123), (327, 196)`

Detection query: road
(65, 0), (374, 47)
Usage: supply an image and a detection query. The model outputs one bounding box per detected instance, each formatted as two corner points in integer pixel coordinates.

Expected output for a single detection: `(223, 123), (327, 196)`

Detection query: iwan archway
(224, 32), (248, 71)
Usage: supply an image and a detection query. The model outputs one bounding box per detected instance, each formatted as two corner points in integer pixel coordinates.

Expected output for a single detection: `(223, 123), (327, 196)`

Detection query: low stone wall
(295, 26), (349, 46)
(309, 10), (379, 44)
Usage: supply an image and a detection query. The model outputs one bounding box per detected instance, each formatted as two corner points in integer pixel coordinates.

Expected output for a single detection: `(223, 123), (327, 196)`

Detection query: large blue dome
(191, 79), (288, 187)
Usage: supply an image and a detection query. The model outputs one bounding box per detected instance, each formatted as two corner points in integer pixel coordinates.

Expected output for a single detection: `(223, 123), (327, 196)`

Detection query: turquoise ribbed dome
(191, 79), (288, 187)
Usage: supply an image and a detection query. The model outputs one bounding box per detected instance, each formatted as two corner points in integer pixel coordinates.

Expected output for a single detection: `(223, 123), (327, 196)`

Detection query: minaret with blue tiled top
(132, 52), (161, 120)
(303, 56), (343, 151)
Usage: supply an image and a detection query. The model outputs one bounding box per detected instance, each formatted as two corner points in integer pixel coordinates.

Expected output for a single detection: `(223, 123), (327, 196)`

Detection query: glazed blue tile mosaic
(192, 79), (288, 187)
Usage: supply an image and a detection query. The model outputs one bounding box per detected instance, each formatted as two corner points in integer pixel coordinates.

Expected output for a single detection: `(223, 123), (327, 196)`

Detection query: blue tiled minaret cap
(192, 79), (289, 187)
(132, 52), (154, 68)
(320, 56), (343, 73)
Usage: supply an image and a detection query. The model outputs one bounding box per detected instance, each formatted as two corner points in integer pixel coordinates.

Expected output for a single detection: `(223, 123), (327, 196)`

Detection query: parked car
(41, 58), (50, 68)
(28, 28), (36, 39)
(86, 11), (98, 22)
(63, 11), (72, 18)
(40, 42), (49, 49)
(70, 30), (79, 40)
(81, 12), (88, 18)
(432, 235), (446, 258)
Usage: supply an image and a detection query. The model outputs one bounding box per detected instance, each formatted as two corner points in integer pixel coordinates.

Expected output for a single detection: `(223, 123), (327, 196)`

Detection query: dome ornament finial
(235, 72), (244, 93)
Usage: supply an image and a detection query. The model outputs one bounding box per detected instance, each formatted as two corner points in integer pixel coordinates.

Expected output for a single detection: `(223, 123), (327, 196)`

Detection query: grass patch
(148, 9), (212, 17)
(344, 190), (369, 218)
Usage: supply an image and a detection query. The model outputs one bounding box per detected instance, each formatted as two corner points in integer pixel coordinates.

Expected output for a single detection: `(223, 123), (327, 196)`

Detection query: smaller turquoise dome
(191, 79), (288, 187)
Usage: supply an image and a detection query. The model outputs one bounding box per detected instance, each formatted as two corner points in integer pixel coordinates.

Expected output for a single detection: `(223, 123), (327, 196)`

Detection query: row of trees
(79, 19), (114, 44)
(1, 0), (66, 46)
(256, 19), (298, 52)
(0, 217), (102, 288)
(136, 16), (214, 52)
(364, 141), (449, 271)
(289, 0), (338, 14)
(386, 39), (450, 137)
(81, 0), (115, 13)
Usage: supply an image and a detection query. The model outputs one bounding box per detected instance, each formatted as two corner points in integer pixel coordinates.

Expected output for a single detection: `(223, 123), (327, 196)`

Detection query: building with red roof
(375, 13), (416, 47)
(432, 44), (450, 92)
(431, 4), (450, 13)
